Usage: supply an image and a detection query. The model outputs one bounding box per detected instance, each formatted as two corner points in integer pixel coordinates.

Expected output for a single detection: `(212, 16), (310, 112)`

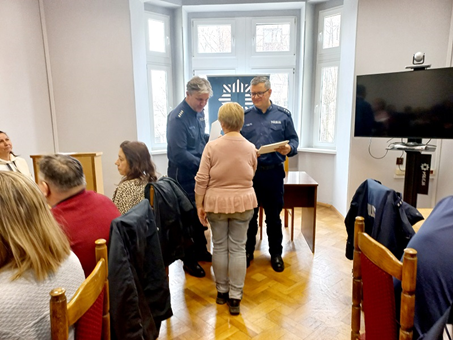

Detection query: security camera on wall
(406, 52), (431, 70)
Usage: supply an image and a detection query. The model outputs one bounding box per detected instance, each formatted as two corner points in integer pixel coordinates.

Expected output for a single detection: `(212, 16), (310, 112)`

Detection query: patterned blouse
(112, 178), (148, 215)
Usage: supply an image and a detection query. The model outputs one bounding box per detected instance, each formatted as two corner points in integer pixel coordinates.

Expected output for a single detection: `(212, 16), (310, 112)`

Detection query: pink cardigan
(195, 134), (258, 214)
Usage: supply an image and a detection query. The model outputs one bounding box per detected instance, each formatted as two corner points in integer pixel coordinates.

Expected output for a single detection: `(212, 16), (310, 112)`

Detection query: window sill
(298, 147), (336, 155)
(152, 148), (337, 156)
(150, 149), (167, 156)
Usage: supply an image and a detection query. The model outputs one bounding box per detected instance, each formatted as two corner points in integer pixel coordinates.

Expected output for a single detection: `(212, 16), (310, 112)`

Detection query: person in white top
(0, 130), (32, 177)
(0, 171), (85, 340)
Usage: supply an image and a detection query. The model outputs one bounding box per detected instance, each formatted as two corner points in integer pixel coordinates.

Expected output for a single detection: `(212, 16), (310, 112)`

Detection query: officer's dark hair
(186, 76), (213, 97)
(120, 140), (157, 183)
(218, 102), (244, 131)
(251, 76), (271, 90)
(38, 154), (86, 191)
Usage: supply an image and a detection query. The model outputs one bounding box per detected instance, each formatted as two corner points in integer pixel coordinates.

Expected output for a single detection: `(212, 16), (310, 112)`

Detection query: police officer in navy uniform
(241, 76), (299, 272)
(167, 76), (213, 277)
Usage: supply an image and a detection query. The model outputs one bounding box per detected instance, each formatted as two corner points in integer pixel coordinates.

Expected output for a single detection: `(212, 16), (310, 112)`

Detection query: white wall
(0, 0), (55, 176)
(296, 0), (357, 212)
(331, 0), (358, 215)
(350, 0), (453, 209)
(298, 152), (335, 205)
(41, 0), (139, 197)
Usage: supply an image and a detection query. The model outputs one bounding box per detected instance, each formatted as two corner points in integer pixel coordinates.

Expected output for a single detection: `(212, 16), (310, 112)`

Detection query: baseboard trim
(317, 202), (344, 219)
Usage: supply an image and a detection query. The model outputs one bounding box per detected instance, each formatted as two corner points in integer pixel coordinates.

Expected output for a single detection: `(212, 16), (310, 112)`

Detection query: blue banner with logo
(207, 75), (261, 130)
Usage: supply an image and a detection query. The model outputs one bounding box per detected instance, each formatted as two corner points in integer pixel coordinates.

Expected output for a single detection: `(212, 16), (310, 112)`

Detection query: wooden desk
(30, 152), (104, 194)
(284, 171), (318, 253)
(413, 208), (432, 233)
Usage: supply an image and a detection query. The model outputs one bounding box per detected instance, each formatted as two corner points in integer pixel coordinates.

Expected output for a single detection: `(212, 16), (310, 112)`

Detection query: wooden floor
(158, 205), (353, 340)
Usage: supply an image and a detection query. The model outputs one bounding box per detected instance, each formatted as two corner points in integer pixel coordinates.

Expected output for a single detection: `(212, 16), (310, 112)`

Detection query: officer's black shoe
(197, 251), (212, 262)
(270, 256), (285, 272)
(183, 261), (206, 278)
(246, 253), (254, 268)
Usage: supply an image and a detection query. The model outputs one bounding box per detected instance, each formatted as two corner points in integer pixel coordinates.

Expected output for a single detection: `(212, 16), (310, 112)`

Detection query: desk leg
(291, 208), (295, 241)
(301, 207), (316, 253)
(259, 207), (263, 240)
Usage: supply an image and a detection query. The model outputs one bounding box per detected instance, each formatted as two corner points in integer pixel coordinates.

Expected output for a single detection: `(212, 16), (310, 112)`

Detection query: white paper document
(209, 120), (222, 142)
(257, 140), (289, 154)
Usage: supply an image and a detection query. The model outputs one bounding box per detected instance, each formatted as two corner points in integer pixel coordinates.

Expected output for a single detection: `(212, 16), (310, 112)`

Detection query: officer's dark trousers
(246, 164), (285, 257)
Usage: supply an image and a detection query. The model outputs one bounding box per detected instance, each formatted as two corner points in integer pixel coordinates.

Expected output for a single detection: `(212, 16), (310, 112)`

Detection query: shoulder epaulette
(244, 107), (253, 114)
(177, 110), (184, 118)
(277, 106), (291, 116)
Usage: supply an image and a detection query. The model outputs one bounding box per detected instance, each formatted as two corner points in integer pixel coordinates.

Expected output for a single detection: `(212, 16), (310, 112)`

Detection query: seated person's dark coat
(109, 200), (172, 340)
(344, 179), (423, 260)
(145, 176), (200, 267)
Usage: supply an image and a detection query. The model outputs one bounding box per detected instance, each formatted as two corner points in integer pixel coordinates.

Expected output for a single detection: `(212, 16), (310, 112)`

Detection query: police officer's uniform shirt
(241, 102), (299, 166)
(167, 99), (209, 174)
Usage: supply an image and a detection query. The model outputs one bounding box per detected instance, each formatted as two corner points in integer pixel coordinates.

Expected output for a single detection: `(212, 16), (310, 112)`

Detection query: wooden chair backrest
(149, 185), (155, 207)
(50, 239), (110, 340)
(351, 216), (417, 340)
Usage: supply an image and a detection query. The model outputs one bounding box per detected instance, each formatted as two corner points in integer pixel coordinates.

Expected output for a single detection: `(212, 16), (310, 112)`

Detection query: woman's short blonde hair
(0, 172), (70, 281)
(218, 102), (244, 132)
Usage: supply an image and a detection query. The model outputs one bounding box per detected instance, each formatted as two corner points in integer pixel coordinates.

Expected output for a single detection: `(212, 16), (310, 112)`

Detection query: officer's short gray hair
(251, 76), (271, 90)
(186, 76), (213, 97)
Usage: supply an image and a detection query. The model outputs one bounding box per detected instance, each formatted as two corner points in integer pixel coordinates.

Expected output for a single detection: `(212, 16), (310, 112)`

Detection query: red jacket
(52, 189), (120, 277)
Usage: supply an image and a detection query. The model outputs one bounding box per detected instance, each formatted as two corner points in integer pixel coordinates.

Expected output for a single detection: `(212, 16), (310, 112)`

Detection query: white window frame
(313, 60), (339, 147)
(192, 19), (236, 58)
(145, 12), (173, 150)
(251, 17), (297, 57)
(312, 6), (342, 149)
(190, 16), (297, 123)
(147, 64), (173, 149)
(145, 12), (171, 63)
(317, 8), (341, 56)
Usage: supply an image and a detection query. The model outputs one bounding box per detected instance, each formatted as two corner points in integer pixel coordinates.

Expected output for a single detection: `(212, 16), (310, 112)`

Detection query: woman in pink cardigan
(195, 102), (257, 315)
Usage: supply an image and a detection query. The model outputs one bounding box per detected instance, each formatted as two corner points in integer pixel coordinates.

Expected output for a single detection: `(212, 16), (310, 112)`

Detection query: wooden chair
(259, 157), (295, 240)
(50, 239), (110, 340)
(351, 216), (417, 340)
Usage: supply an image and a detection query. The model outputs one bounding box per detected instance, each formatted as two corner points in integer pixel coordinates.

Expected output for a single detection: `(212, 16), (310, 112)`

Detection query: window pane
(256, 24), (290, 52)
(150, 70), (168, 144)
(319, 66), (338, 143)
(197, 25), (231, 53)
(148, 19), (165, 53)
(323, 14), (341, 49)
(269, 73), (289, 108)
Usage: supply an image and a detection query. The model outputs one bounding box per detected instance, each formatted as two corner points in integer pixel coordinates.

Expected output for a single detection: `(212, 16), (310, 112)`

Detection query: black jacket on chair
(344, 179), (423, 260)
(145, 177), (199, 267)
(109, 200), (172, 340)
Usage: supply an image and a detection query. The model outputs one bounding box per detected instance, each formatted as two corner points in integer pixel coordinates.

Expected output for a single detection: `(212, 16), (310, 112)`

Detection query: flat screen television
(354, 67), (453, 140)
